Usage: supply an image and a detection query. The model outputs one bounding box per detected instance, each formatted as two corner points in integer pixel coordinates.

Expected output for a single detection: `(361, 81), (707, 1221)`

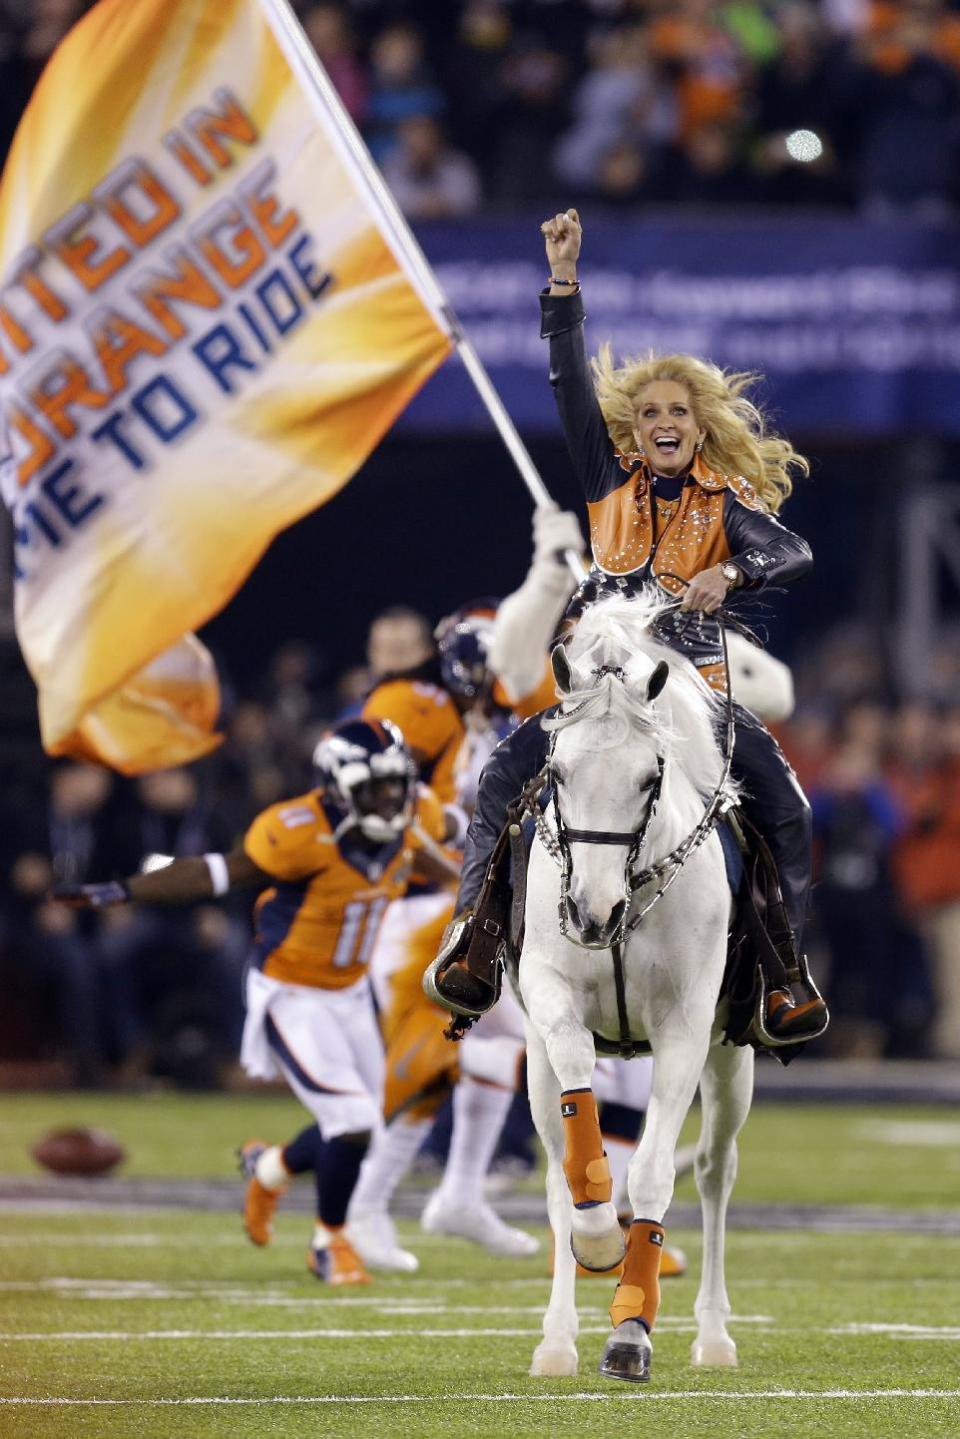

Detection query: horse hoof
(691, 1336), (738, 1367)
(531, 1342), (578, 1377)
(598, 1319), (651, 1383)
(570, 1214), (625, 1273)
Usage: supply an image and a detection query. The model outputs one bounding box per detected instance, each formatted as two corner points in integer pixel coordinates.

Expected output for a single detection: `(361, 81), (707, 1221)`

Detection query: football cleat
(307, 1233), (371, 1285)
(238, 1141), (285, 1247)
(420, 1189), (540, 1258)
(346, 1210), (419, 1273)
(660, 1244), (688, 1278)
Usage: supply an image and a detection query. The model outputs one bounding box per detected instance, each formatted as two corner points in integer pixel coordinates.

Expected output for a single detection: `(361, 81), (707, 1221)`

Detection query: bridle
(524, 623), (737, 953)
(552, 742), (665, 949)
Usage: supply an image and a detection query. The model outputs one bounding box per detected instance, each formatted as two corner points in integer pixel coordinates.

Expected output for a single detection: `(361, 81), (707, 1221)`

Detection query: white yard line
(0, 1327), (623, 1340)
(0, 1283), (773, 1328)
(1, 1390), (958, 1406)
(830, 1323), (960, 1340)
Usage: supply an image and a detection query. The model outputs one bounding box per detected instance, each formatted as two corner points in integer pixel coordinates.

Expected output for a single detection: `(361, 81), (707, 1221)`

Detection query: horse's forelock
(547, 592), (724, 796)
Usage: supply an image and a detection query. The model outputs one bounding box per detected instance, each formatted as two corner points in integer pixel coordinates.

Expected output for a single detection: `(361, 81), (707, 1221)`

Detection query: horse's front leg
(521, 966), (625, 1276)
(524, 1022), (579, 1377)
(691, 1036), (754, 1367)
(599, 1027), (711, 1384)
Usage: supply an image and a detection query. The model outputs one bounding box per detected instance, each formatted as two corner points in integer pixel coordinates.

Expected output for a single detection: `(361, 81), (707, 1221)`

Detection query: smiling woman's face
(633, 380), (704, 478)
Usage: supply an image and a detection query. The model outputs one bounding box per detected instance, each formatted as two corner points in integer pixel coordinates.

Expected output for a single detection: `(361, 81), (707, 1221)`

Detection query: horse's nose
(601, 898), (627, 942)
(565, 893), (588, 934)
(566, 895), (627, 947)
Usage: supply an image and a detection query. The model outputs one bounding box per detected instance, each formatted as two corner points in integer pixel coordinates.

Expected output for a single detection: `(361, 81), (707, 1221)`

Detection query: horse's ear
(647, 660), (669, 701)
(552, 643), (572, 694)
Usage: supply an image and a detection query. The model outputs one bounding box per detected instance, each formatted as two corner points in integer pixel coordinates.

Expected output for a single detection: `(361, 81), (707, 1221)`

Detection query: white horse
(518, 592), (754, 1383)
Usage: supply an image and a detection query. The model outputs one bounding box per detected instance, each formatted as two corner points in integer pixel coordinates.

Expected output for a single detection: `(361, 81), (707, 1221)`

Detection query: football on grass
(31, 1126), (126, 1177)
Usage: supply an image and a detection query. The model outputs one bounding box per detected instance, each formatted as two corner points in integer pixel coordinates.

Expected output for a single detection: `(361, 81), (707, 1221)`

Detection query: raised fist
(540, 208), (581, 271)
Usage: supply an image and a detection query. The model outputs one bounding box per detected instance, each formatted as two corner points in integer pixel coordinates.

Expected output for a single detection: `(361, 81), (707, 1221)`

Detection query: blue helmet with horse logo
(435, 598), (499, 702)
(312, 718), (416, 843)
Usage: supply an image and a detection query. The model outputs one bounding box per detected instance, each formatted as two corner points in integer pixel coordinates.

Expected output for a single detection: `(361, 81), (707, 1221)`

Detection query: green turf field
(1, 1092), (959, 1439)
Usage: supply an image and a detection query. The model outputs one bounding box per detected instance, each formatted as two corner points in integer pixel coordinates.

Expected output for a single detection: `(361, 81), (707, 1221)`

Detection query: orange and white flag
(0, 0), (452, 773)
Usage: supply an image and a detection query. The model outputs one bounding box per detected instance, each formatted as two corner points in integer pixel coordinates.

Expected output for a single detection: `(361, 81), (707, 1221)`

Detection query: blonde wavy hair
(591, 345), (809, 513)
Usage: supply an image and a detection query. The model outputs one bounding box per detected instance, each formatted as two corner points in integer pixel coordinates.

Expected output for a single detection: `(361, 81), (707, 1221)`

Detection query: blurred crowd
(0, 0), (959, 217)
(779, 623), (960, 1061)
(2, 602), (960, 1088)
(0, 0), (958, 1083)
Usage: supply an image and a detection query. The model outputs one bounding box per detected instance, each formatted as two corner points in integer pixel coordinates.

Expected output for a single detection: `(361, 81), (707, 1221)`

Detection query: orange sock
(609, 1219), (665, 1330)
(560, 1088), (611, 1207)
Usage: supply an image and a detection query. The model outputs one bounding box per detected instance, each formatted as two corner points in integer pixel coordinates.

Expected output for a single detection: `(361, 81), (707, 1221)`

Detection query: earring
(695, 439), (704, 453)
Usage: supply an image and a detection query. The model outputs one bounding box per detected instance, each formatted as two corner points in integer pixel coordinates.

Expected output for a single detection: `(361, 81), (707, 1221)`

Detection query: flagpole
(256, 0), (586, 582)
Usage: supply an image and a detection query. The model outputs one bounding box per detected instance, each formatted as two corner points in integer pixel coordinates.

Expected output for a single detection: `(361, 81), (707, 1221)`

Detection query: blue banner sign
(401, 218), (960, 435)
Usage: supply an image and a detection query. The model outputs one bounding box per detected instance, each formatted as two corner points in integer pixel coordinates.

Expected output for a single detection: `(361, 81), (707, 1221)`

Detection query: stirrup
(423, 913), (503, 1021)
(751, 970), (829, 1049)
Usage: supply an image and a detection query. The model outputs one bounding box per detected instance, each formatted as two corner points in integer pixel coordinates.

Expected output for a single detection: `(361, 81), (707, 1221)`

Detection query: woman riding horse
(433, 207), (826, 1042)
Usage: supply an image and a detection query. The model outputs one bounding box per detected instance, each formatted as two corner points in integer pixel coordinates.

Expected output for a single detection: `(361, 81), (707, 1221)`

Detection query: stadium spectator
(810, 732), (907, 1055)
(645, 0), (749, 145)
(96, 768), (247, 1082)
(366, 606), (435, 681)
(887, 703), (960, 1058)
(838, 0), (960, 214)
(363, 21), (444, 164)
(3, 849), (104, 1086)
(383, 115), (482, 220)
(300, 3), (368, 124)
(434, 0), (512, 170)
(749, 2), (849, 205)
(258, 639), (329, 780)
(660, 119), (758, 205)
(552, 25), (677, 193)
(487, 40), (570, 204)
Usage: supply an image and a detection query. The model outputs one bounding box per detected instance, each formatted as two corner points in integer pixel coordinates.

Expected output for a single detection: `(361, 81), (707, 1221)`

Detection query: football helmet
(312, 719), (416, 843)
(435, 599), (498, 701)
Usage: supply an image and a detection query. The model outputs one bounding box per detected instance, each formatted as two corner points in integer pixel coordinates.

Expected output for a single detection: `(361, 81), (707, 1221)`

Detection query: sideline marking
(1, 1390), (959, 1406)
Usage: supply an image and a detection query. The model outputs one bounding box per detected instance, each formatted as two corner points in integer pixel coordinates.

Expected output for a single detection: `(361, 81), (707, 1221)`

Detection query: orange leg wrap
(609, 1220), (666, 1331)
(560, 1088), (612, 1207)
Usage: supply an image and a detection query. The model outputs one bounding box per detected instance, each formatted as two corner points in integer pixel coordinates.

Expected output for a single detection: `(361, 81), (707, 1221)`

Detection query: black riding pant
(458, 703), (812, 952)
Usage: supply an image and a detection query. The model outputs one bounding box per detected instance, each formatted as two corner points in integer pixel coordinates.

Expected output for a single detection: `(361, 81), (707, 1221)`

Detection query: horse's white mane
(544, 591), (724, 797)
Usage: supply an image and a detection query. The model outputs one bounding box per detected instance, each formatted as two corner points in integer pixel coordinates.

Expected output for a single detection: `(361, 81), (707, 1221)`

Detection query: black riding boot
(426, 716), (551, 1021)
(731, 705), (827, 1040)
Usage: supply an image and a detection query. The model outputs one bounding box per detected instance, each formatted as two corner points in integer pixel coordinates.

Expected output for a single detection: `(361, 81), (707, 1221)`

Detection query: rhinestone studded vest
(586, 454), (764, 591)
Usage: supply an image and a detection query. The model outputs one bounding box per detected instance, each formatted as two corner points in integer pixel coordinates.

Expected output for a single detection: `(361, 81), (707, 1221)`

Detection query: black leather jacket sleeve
(540, 288), (633, 505)
(457, 714), (551, 913)
(723, 494), (813, 590)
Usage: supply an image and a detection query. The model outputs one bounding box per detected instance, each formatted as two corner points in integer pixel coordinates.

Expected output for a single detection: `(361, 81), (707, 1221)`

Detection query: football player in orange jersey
(347, 600), (544, 1266)
(55, 718), (453, 1286)
(228, 525), (591, 1273)
(346, 514), (592, 1266)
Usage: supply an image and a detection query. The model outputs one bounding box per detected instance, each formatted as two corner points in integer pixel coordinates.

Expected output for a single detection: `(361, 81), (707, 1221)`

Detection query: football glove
(52, 880), (130, 909)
